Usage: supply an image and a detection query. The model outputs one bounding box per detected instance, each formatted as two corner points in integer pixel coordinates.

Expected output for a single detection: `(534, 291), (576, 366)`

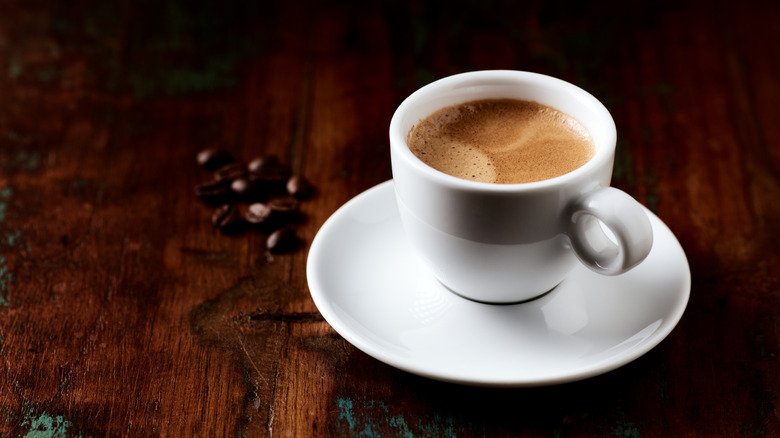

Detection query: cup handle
(567, 187), (653, 275)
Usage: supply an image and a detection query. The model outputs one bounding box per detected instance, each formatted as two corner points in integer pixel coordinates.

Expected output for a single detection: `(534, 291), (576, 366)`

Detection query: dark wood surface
(1, 0), (779, 436)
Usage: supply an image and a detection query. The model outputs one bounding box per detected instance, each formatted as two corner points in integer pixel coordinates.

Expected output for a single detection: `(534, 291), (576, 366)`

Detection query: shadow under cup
(389, 70), (625, 304)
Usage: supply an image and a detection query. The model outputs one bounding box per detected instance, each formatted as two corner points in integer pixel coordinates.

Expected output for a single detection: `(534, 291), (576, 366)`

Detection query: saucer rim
(306, 180), (691, 387)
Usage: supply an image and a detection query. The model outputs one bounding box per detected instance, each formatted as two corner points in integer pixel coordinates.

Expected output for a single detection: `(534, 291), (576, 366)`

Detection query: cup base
(439, 280), (561, 305)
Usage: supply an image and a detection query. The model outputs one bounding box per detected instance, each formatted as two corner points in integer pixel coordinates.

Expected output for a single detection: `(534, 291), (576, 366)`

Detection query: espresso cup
(389, 70), (653, 303)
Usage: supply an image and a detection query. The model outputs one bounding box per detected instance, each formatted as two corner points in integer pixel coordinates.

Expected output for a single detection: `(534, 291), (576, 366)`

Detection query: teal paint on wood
(0, 256), (12, 307)
(0, 186), (11, 222)
(19, 403), (79, 438)
(1, 150), (40, 173)
(15, 150), (40, 172)
(0, 186), (14, 307)
(610, 420), (641, 438)
(335, 396), (463, 437)
(6, 230), (21, 247)
(335, 397), (355, 431)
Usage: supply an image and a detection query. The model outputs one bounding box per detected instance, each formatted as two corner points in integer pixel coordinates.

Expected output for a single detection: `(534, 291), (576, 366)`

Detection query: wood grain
(0, 0), (778, 436)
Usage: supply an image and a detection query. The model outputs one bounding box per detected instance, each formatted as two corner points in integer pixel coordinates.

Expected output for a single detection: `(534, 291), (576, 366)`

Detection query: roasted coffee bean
(212, 204), (246, 234)
(197, 147), (234, 171)
(268, 196), (300, 222)
(214, 162), (248, 182)
(263, 163), (292, 181)
(286, 175), (313, 199)
(245, 202), (273, 225)
(247, 156), (280, 173)
(269, 196), (299, 213)
(248, 158), (291, 192)
(196, 180), (232, 205)
(230, 178), (260, 201)
(267, 228), (298, 253)
(211, 204), (233, 227)
(247, 199), (299, 231)
(195, 151), (313, 253)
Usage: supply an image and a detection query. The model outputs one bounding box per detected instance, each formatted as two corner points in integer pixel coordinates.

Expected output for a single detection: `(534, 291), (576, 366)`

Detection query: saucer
(306, 181), (690, 387)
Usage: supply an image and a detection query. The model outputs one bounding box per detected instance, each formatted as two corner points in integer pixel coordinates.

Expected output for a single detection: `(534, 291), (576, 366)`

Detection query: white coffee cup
(390, 70), (653, 303)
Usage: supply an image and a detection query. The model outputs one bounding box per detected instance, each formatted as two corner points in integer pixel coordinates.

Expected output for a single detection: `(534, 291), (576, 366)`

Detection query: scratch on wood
(265, 321), (288, 436)
(236, 332), (267, 386)
(266, 365), (281, 436)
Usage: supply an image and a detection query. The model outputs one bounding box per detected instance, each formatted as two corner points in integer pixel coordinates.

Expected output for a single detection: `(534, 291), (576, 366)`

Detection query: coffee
(407, 98), (595, 184)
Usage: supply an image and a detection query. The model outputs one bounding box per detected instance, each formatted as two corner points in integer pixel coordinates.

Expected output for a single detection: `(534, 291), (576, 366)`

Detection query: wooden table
(1, 0), (778, 436)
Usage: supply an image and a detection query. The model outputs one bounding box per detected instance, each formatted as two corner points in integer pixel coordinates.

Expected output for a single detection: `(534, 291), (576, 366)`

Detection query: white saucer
(306, 181), (690, 387)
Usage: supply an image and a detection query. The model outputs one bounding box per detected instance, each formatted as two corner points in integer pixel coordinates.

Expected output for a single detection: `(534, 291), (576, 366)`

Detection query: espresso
(407, 98), (595, 184)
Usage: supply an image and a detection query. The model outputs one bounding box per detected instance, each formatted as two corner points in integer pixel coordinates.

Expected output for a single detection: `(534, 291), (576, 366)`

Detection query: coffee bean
(245, 202), (273, 225)
(267, 228), (298, 253)
(286, 175), (313, 199)
(214, 162), (248, 182)
(197, 147), (234, 171)
(248, 157), (291, 193)
(247, 156), (280, 173)
(268, 196), (301, 223)
(195, 151), (313, 253)
(269, 196), (299, 213)
(212, 204), (246, 234)
(211, 204), (232, 226)
(196, 180), (232, 205)
(230, 178), (260, 201)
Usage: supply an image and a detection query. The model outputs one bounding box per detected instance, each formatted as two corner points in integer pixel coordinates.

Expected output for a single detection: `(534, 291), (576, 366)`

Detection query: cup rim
(389, 70), (617, 192)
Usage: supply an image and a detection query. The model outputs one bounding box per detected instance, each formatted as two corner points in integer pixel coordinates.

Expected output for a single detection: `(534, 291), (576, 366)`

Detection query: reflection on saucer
(410, 275), (454, 326)
(539, 283), (589, 336)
